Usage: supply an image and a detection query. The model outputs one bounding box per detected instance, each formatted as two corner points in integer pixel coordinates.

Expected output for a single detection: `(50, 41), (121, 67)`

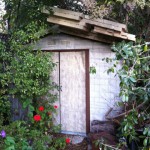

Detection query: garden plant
(0, 0), (70, 149)
(103, 41), (150, 150)
(0, 0), (150, 149)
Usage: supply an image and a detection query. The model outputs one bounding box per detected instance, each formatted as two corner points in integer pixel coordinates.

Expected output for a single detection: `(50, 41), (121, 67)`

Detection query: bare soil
(64, 139), (88, 150)
(53, 133), (88, 150)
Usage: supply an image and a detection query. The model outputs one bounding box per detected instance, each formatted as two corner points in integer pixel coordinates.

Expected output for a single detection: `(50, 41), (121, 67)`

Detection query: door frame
(42, 49), (90, 134)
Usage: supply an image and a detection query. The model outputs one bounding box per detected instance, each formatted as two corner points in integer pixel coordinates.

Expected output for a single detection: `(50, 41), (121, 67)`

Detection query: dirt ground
(53, 133), (88, 150)
(64, 138), (88, 150)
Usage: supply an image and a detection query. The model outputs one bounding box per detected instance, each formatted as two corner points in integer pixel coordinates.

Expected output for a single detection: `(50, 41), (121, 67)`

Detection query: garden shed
(35, 7), (135, 136)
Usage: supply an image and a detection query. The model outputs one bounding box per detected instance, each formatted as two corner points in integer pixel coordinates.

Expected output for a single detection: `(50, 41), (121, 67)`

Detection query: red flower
(66, 138), (71, 144)
(33, 115), (41, 121)
(54, 105), (58, 109)
(38, 106), (44, 111)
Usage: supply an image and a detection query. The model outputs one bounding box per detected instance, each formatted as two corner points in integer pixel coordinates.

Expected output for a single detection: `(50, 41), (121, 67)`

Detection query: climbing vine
(0, 0), (71, 149)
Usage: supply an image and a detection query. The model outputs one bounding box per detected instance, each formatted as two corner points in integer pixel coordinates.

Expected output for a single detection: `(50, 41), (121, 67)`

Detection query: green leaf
(122, 94), (128, 102)
(124, 124), (128, 131)
(143, 128), (148, 135)
(23, 101), (31, 109)
(129, 77), (136, 83)
(137, 59), (140, 65)
(143, 138), (148, 147)
(29, 105), (35, 112)
(28, 112), (33, 118)
(148, 128), (150, 136)
(5, 136), (15, 145)
(5, 145), (15, 150)
(144, 44), (148, 52)
(90, 66), (96, 74)
(133, 118), (138, 124)
(122, 95), (126, 102)
(123, 65), (128, 71)
(129, 125), (133, 129)
(95, 140), (100, 147)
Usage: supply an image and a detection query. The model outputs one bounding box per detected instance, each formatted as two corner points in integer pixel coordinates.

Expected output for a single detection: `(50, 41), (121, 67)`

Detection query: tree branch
(106, 101), (148, 121)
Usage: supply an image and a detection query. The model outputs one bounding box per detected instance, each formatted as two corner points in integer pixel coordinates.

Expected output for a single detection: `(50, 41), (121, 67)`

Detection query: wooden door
(52, 51), (86, 134)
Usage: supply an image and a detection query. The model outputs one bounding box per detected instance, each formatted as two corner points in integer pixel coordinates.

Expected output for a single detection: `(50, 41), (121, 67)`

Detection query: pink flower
(66, 138), (71, 144)
(38, 106), (44, 111)
(54, 105), (58, 109)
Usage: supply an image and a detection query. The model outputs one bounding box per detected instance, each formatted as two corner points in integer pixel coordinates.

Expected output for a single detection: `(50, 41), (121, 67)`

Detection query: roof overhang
(43, 7), (136, 43)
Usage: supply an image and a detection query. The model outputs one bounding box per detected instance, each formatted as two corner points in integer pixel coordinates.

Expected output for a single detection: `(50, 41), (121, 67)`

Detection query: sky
(0, 0), (5, 32)
(0, 0), (5, 18)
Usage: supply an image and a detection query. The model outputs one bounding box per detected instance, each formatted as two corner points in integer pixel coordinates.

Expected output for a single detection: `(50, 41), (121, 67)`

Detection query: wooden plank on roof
(120, 31), (135, 41)
(61, 29), (111, 43)
(120, 30), (135, 41)
(60, 27), (119, 43)
(47, 16), (87, 31)
(52, 7), (84, 17)
(43, 8), (83, 21)
(80, 19), (123, 32)
(93, 26), (135, 41)
(53, 11), (82, 21)
(44, 7), (135, 41)
(126, 34), (136, 41)
(103, 19), (126, 29)
(84, 15), (126, 30)
(93, 26), (128, 39)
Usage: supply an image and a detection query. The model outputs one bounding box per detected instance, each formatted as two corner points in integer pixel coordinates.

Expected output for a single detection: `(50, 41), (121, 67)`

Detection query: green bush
(0, 120), (66, 150)
(104, 41), (150, 148)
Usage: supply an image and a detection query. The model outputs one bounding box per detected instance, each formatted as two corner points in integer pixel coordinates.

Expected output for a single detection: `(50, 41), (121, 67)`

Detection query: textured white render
(35, 33), (120, 131)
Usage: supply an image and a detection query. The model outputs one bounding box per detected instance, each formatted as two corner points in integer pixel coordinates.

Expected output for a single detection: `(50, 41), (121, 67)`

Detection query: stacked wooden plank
(43, 7), (135, 42)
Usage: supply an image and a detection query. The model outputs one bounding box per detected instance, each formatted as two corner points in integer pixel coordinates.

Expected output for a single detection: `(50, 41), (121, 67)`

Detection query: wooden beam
(43, 8), (83, 21)
(47, 16), (87, 31)
(52, 7), (84, 17)
(93, 26), (124, 38)
(126, 34), (136, 41)
(85, 15), (127, 30)
(93, 26), (135, 41)
(85, 50), (90, 134)
(54, 11), (82, 21)
(59, 26), (120, 43)
(120, 31), (136, 41)
(80, 19), (123, 32)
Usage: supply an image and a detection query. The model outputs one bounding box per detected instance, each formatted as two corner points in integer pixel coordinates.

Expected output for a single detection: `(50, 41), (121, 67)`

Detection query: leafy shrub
(104, 41), (150, 148)
(0, 120), (66, 150)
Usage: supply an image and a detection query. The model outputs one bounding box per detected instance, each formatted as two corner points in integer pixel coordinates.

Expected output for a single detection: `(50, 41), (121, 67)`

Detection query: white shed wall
(35, 33), (120, 126)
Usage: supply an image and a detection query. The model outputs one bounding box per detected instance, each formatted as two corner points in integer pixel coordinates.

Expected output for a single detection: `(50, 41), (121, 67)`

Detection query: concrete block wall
(35, 33), (120, 124)
(90, 45), (120, 121)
